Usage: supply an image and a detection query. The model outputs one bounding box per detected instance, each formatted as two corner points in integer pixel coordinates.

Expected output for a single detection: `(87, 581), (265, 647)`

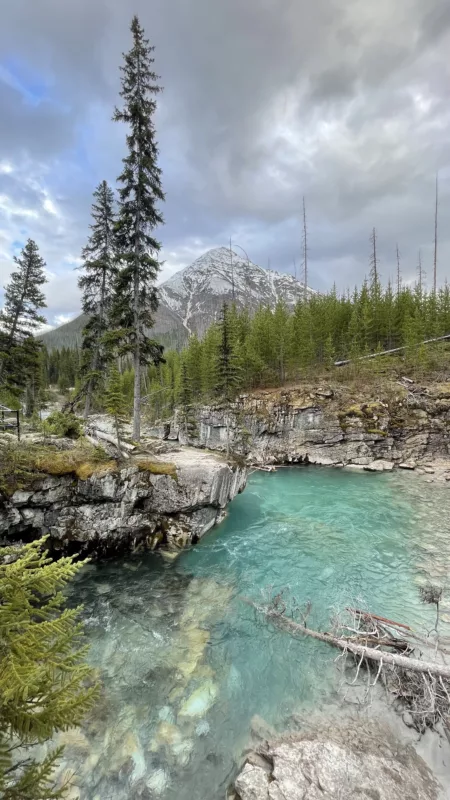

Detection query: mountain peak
(41, 247), (317, 351)
(159, 246), (316, 337)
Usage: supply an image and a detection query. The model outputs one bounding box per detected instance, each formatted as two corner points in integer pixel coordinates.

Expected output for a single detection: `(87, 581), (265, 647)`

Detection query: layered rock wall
(160, 385), (450, 469)
(0, 448), (247, 556)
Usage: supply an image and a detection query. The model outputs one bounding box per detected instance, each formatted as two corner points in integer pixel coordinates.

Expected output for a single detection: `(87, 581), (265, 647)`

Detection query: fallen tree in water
(243, 590), (450, 736)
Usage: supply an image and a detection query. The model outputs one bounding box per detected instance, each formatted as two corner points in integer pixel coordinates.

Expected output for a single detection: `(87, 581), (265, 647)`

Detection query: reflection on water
(59, 467), (450, 799)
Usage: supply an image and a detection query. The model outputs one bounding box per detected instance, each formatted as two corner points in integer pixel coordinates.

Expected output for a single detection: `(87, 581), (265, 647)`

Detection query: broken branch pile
(244, 593), (450, 737)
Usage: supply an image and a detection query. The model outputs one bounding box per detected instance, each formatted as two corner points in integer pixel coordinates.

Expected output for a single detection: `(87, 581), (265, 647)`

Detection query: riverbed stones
(178, 680), (218, 718)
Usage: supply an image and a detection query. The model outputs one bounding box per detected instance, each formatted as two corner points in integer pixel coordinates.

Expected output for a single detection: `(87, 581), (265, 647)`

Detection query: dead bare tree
(229, 237), (235, 302)
(417, 249), (424, 294)
(434, 172), (439, 295)
(396, 243), (401, 296)
(302, 197), (308, 302)
(244, 588), (450, 737)
(369, 228), (379, 290)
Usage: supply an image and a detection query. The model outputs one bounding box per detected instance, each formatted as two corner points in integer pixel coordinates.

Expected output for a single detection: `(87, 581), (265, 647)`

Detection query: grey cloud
(1, 0), (450, 325)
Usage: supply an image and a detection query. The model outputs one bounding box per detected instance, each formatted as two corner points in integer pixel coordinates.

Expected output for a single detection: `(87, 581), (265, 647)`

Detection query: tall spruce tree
(0, 240), (47, 394)
(78, 180), (117, 417)
(113, 15), (165, 441)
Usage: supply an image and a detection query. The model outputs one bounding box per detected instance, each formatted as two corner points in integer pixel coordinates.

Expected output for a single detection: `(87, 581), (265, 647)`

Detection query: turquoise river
(61, 466), (450, 799)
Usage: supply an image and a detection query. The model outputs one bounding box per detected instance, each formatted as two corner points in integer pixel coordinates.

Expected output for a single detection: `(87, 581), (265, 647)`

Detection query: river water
(63, 467), (450, 799)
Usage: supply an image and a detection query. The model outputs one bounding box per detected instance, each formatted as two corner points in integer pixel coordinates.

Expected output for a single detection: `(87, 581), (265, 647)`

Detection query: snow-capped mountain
(41, 247), (316, 350)
(157, 247), (316, 339)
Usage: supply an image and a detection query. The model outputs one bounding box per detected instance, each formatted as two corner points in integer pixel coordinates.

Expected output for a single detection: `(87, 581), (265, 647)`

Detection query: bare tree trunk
(302, 196), (308, 302)
(335, 332), (450, 366)
(434, 172), (439, 295)
(133, 264), (141, 442)
(229, 238), (234, 302)
(247, 600), (450, 680)
(396, 244), (401, 297)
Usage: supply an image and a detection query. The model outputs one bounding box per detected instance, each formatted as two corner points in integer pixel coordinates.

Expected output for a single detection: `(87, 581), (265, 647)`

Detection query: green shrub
(42, 412), (81, 439)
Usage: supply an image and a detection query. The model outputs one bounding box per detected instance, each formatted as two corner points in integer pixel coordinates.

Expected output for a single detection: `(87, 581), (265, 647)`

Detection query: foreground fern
(0, 538), (98, 799)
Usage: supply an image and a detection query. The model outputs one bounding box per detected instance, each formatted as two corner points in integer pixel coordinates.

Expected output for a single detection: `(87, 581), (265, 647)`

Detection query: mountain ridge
(40, 247), (316, 350)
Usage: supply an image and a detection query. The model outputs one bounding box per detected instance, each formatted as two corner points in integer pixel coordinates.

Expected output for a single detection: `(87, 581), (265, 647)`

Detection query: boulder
(234, 734), (439, 800)
(364, 460), (394, 472)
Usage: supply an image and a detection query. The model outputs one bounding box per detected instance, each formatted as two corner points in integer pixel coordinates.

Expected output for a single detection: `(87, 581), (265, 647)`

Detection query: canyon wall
(0, 448), (247, 557)
(158, 383), (450, 470)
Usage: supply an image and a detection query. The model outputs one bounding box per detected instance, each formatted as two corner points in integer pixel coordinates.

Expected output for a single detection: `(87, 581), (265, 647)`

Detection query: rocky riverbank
(0, 440), (247, 557)
(157, 380), (450, 473)
(232, 722), (440, 799)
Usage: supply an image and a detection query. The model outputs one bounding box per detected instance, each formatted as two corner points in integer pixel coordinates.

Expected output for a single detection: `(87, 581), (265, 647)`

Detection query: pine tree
(78, 181), (117, 417)
(0, 240), (47, 394)
(113, 15), (165, 442)
(216, 303), (242, 400)
(104, 363), (128, 452)
(0, 538), (97, 800)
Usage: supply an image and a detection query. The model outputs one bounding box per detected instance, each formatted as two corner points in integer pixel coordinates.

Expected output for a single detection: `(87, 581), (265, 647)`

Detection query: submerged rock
(178, 680), (218, 718)
(146, 768), (170, 795)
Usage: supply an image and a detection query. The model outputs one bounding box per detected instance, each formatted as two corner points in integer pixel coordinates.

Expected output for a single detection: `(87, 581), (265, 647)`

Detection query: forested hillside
(42, 275), (450, 422)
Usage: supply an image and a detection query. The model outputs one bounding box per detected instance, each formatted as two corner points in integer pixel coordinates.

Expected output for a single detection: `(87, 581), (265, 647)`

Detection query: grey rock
(162, 393), (450, 469)
(364, 460), (394, 472)
(235, 763), (270, 800)
(235, 737), (439, 800)
(0, 447), (247, 558)
(399, 461), (416, 470)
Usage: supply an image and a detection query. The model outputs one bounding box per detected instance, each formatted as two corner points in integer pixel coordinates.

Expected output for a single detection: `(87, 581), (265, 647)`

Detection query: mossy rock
(135, 459), (178, 480)
(0, 440), (114, 494)
(339, 405), (364, 419)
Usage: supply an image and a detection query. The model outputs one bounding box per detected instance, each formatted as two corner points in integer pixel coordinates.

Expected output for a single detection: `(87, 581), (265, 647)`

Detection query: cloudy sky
(1, 0), (450, 329)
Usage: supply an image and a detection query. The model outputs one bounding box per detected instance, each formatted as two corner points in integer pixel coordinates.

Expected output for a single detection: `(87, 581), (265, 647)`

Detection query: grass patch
(366, 429), (388, 437)
(135, 459), (178, 480)
(0, 440), (115, 495)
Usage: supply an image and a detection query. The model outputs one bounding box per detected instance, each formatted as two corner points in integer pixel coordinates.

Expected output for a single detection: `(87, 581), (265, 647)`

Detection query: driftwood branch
(244, 598), (450, 680)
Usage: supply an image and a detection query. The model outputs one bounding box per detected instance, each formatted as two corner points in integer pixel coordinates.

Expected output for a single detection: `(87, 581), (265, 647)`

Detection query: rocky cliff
(0, 446), (247, 557)
(159, 381), (450, 472)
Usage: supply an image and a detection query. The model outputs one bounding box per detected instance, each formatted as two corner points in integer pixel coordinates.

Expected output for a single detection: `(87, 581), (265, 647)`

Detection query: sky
(1, 0), (450, 330)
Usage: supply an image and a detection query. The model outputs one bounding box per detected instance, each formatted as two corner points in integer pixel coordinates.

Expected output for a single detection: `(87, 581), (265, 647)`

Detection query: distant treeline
(43, 277), (450, 420)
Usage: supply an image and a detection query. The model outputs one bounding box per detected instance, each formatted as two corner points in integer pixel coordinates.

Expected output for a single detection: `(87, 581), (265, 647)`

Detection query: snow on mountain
(157, 246), (316, 338)
(41, 247), (317, 350)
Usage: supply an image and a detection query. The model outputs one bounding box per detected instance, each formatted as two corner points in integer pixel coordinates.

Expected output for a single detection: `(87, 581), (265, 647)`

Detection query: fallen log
(87, 429), (135, 452)
(244, 599), (450, 680)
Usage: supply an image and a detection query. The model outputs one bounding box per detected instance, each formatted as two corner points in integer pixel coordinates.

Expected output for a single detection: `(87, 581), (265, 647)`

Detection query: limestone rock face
(159, 388), (450, 468)
(0, 447), (247, 557)
(235, 736), (439, 800)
